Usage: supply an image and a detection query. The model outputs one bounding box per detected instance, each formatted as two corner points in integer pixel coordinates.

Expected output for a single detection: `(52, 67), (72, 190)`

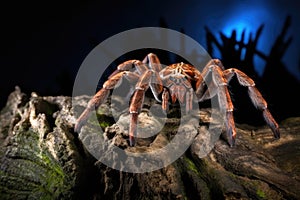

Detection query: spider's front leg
(74, 70), (139, 133)
(129, 53), (164, 146)
(129, 70), (154, 146)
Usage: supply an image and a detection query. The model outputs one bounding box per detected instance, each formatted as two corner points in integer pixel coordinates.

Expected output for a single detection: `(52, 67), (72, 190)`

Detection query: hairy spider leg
(144, 53), (164, 102)
(223, 68), (280, 139)
(196, 59), (280, 147)
(129, 70), (152, 146)
(195, 60), (236, 147)
(128, 53), (164, 146)
(75, 58), (152, 134)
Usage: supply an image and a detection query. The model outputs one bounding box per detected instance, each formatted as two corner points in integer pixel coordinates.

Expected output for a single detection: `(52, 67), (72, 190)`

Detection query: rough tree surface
(0, 87), (299, 200)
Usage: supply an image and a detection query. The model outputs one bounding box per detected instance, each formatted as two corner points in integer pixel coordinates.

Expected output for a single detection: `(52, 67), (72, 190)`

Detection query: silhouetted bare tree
(205, 15), (300, 123)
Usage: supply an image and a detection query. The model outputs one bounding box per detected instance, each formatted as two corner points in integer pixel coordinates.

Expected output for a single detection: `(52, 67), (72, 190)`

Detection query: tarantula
(74, 53), (280, 147)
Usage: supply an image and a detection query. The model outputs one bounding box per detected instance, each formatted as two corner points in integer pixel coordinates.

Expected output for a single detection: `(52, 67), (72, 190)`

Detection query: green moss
(86, 111), (115, 130)
(39, 152), (65, 178)
(256, 188), (266, 199)
(0, 125), (73, 199)
(184, 156), (200, 175)
(99, 121), (111, 129)
(37, 134), (73, 198)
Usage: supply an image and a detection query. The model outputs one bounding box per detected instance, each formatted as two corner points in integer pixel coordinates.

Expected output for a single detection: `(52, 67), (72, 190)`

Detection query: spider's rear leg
(224, 68), (280, 139)
(74, 71), (139, 133)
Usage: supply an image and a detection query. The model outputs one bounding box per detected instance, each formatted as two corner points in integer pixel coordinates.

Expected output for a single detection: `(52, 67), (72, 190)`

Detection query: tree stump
(0, 87), (299, 199)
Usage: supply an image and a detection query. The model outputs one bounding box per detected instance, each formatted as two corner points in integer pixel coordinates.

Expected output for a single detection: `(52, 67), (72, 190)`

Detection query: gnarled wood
(1, 87), (299, 199)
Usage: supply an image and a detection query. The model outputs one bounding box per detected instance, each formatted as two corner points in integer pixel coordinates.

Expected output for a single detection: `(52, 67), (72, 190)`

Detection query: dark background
(0, 0), (299, 125)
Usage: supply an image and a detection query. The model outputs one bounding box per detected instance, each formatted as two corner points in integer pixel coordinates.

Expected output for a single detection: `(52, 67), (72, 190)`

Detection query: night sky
(1, 0), (300, 117)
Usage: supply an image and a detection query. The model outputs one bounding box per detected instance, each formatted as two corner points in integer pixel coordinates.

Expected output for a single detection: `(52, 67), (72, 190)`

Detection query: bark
(0, 87), (299, 199)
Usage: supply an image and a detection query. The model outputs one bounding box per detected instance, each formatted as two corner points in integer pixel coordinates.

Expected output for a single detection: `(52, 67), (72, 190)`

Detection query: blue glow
(219, 5), (273, 76)
(222, 20), (252, 42)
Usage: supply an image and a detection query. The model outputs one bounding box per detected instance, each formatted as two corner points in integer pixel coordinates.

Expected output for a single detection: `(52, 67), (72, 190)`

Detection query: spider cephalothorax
(74, 53), (280, 147)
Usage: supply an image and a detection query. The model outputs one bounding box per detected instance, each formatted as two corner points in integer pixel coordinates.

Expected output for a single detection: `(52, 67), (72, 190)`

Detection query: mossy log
(0, 87), (299, 199)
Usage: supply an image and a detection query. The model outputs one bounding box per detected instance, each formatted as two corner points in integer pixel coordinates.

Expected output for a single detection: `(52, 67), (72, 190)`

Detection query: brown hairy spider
(74, 53), (280, 147)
